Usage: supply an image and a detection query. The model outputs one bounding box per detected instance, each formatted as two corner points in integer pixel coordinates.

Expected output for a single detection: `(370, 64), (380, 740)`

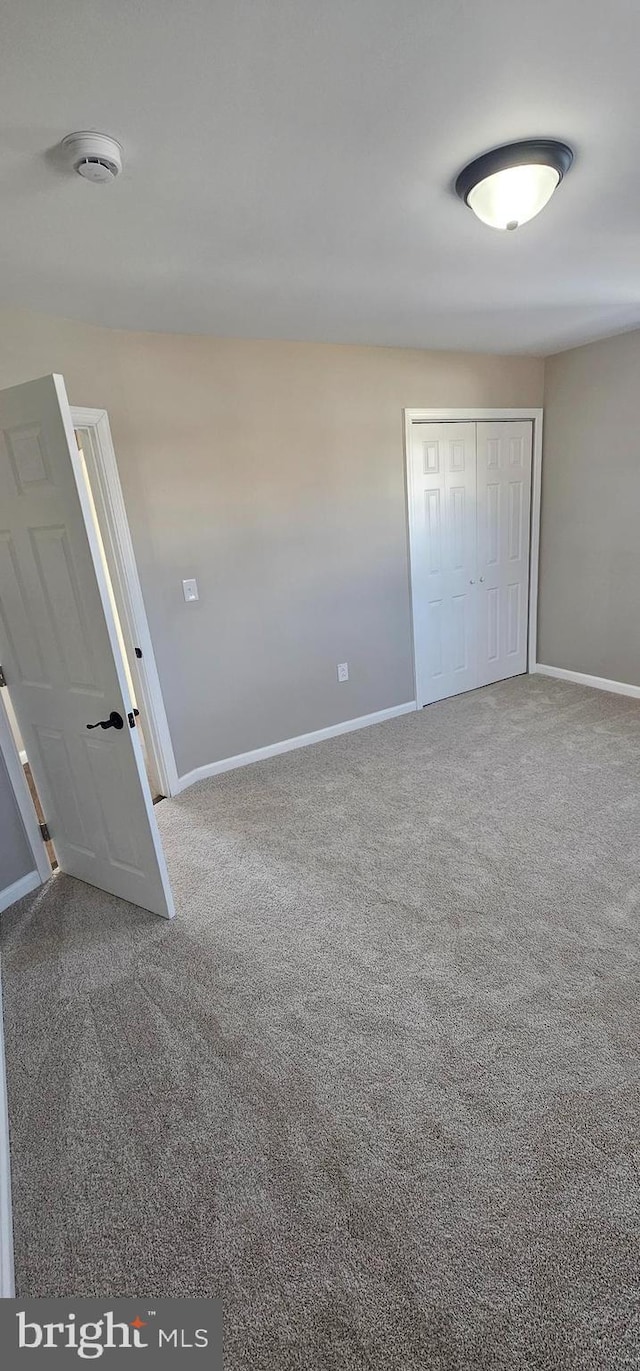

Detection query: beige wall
(0, 308), (543, 776)
(539, 329), (640, 686)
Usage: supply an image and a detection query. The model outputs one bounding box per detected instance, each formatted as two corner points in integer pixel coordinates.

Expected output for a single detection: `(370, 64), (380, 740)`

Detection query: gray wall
(0, 751), (33, 893)
(539, 329), (640, 685)
(0, 308), (544, 778)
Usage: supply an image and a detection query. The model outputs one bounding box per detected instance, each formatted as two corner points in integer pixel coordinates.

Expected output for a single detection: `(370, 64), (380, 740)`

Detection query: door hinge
(128, 708), (140, 728)
(134, 647), (142, 658)
(40, 821), (51, 843)
(0, 665), (6, 687)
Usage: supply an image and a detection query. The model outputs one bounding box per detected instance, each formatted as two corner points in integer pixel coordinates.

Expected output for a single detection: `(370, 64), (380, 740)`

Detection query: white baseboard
(533, 663), (640, 700)
(0, 870), (41, 916)
(175, 701), (417, 793)
(0, 964), (15, 1297)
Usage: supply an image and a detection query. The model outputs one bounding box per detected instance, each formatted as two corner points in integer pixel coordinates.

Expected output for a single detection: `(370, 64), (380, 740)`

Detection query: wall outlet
(182, 578), (199, 602)
(337, 662), (349, 682)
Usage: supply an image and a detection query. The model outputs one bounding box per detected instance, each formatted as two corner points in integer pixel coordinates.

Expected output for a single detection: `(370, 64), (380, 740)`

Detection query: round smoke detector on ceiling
(60, 131), (123, 183)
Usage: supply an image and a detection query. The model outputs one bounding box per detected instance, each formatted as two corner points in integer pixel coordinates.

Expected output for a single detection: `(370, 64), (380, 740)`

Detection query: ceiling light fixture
(455, 139), (573, 231)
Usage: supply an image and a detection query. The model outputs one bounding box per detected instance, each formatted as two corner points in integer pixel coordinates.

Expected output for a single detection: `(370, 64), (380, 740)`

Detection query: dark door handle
(86, 711), (124, 731)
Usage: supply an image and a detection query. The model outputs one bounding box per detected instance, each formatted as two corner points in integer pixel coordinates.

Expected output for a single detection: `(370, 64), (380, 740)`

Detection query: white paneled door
(476, 422), (532, 687)
(409, 422), (478, 704)
(0, 375), (174, 918)
(408, 419), (533, 707)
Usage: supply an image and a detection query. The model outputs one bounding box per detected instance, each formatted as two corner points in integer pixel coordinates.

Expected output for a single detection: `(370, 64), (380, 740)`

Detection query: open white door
(0, 375), (174, 919)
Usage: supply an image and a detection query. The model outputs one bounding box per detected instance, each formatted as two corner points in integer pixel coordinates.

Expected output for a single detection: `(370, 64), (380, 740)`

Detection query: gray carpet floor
(2, 675), (640, 1369)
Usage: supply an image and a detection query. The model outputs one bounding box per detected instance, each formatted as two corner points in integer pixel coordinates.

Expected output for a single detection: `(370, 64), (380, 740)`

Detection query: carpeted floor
(2, 675), (640, 1369)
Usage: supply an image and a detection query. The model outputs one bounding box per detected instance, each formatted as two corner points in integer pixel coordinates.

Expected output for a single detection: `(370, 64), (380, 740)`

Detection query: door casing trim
(0, 965), (15, 1297)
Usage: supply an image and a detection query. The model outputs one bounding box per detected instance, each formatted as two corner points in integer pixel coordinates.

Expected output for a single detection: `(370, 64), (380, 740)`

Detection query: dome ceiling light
(455, 139), (574, 231)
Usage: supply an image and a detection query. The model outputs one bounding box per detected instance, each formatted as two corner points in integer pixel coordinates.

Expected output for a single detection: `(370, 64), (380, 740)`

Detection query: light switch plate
(182, 578), (199, 602)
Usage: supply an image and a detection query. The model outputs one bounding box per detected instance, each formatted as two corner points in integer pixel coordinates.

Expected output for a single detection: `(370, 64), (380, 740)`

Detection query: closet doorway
(405, 409), (543, 708)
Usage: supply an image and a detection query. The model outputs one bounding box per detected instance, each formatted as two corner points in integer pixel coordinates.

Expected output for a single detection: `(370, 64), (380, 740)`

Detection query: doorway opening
(74, 432), (163, 802)
(0, 373), (175, 919)
(71, 408), (178, 800)
(1, 424), (163, 867)
(23, 762), (57, 868)
(1, 410), (174, 871)
(3, 691), (56, 871)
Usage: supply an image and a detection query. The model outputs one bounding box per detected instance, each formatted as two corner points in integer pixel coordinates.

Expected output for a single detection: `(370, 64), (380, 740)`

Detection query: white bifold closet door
(476, 421), (532, 689)
(410, 419), (532, 706)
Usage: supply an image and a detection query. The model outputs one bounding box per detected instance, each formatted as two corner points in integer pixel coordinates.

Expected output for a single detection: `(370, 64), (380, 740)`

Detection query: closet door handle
(479, 576), (485, 582)
(469, 579), (475, 585)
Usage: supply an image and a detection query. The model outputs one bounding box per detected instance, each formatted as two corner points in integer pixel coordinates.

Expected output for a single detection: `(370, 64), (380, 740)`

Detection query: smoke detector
(61, 131), (123, 183)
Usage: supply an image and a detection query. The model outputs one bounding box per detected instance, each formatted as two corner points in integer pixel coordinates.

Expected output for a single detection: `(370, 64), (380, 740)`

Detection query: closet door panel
(476, 421), (532, 686)
(409, 422), (478, 705)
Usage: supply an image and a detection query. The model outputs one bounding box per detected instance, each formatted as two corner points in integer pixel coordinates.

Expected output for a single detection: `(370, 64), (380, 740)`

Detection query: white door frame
(404, 407), (544, 707)
(72, 408), (179, 797)
(0, 965), (15, 1297)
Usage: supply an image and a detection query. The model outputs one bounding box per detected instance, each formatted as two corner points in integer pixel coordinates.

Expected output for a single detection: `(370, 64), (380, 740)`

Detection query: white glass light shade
(466, 163), (560, 230)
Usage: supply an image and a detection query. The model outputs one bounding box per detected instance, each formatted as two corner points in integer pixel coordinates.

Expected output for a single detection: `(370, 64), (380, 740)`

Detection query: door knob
(86, 711), (124, 730)
(469, 579), (475, 584)
(479, 576), (485, 582)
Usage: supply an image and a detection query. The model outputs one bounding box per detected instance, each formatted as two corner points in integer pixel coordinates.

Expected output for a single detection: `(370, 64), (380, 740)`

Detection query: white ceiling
(2, 0), (640, 354)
